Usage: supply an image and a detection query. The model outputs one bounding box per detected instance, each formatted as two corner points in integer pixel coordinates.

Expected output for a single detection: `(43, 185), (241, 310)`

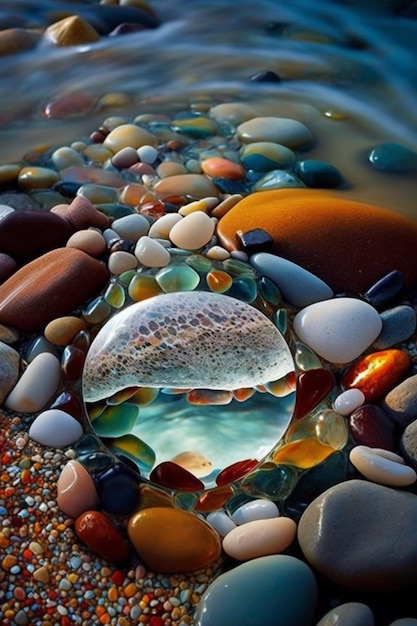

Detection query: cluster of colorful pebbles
(1, 97), (417, 626)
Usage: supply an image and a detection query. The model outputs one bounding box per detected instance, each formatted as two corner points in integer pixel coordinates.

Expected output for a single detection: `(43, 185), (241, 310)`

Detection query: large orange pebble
(75, 510), (129, 562)
(127, 506), (221, 573)
(342, 349), (411, 402)
(201, 157), (246, 180)
(217, 189), (417, 293)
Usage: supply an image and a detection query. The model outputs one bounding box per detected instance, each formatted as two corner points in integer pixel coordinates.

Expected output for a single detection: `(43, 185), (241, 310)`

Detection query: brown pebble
(0, 248), (109, 332)
(66, 229), (106, 256)
(51, 195), (110, 230)
(0, 210), (73, 262)
(44, 316), (88, 347)
(45, 15), (100, 47)
(0, 28), (39, 57)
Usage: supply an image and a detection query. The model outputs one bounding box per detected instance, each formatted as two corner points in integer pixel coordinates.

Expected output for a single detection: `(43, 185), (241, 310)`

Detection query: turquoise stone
(368, 142), (417, 172)
(185, 254), (213, 273)
(77, 451), (115, 473)
(118, 269), (137, 286)
(156, 264), (201, 292)
(74, 432), (103, 455)
(104, 434), (156, 473)
(97, 203), (135, 218)
(227, 276), (258, 303)
(194, 555), (317, 626)
(90, 403), (140, 438)
(258, 276), (281, 306)
(240, 463), (298, 499)
(253, 170), (304, 191)
(83, 291), (294, 403)
(274, 308), (287, 334)
(295, 159), (345, 188)
(240, 142), (296, 171)
(222, 258), (254, 276)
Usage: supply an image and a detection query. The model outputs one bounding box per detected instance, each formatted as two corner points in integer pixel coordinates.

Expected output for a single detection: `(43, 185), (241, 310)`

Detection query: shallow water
(0, 0), (416, 218)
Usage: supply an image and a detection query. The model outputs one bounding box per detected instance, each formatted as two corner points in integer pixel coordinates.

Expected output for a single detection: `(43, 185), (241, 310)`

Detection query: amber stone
(0, 248), (109, 332)
(75, 510), (129, 562)
(273, 439), (335, 469)
(127, 507), (221, 572)
(342, 349), (411, 402)
(293, 368), (334, 420)
(195, 485), (234, 512)
(149, 461), (205, 491)
(217, 189), (417, 293)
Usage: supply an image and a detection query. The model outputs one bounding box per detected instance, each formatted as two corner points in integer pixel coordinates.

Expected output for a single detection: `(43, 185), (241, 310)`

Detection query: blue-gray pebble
(315, 602), (374, 626)
(373, 305), (416, 349)
(368, 142), (417, 172)
(194, 554), (317, 626)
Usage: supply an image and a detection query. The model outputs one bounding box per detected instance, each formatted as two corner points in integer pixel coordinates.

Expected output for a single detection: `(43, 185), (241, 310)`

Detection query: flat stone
(194, 555), (317, 626)
(222, 517), (297, 561)
(373, 305), (416, 349)
(382, 374), (417, 425)
(44, 316), (88, 347)
(315, 602), (375, 626)
(0, 341), (20, 405)
(154, 173), (220, 199)
(0, 248), (109, 332)
(298, 479), (417, 591)
(217, 189), (417, 293)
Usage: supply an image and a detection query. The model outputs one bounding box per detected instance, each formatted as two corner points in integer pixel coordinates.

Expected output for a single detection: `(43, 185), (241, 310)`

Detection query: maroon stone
(216, 459), (259, 486)
(349, 404), (396, 450)
(293, 368), (334, 420)
(150, 461), (204, 492)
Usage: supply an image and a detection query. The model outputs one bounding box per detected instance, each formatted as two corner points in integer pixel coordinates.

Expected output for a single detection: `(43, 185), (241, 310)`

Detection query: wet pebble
(201, 157), (246, 179)
(401, 419), (417, 470)
(315, 602), (375, 626)
(169, 211), (215, 250)
(194, 554), (317, 626)
(0, 341), (20, 404)
(97, 463), (140, 516)
(240, 141), (296, 171)
(333, 388), (365, 416)
(368, 141), (417, 172)
(237, 117), (314, 149)
(349, 445), (416, 487)
(75, 510), (129, 562)
(44, 316), (88, 346)
(154, 173), (220, 199)
(134, 235), (171, 267)
(44, 15), (100, 46)
(18, 166), (59, 191)
(57, 460), (100, 518)
(4, 352), (61, 413)
(205, 511), (237, 537)
(382, 374), (417, 425)
(349, 404), (396, 450)
(294, 159), (345, 188)
(298, 479), (417, 591)
(222, 516), (297, 561)
(250, 252), (333, 307)
(108, 250), (138, 274)
(373, 305), (416, 349)
(293, 297), (382, 363)
(148, 212), (182, 238)
(29, 408), (84, 448)
(111, 146), (139, 169)
(127, 507), (221, 572)
(112, 213), (150, 241)
(104, 123), (157, 152)
(231, 498), (280, 524)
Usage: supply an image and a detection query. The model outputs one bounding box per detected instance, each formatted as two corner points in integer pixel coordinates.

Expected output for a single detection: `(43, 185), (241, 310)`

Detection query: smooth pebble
(373, 305), (416, 349)
(29, 409), (83, 448)
(4, 352), (61, 413)
(206, 511), (237, 537)
(57, 460), (100, 518)
(148, 213), (183, 239)
(108, 250), (138, 274)
(333, 389), (365, 416)
(315, 602), (375, 626)
(169, 211), (215, 250)
(237, 117), (313, 149)
(112, 214), (150, 242)
(0, 341), (20, 405)
(293, 297), (382, 363)
(349, 445), (416, 487)
(134, 235), (171, 267)
(383, 374), (417, 425)
(104, 123), (157, 152)
(222, 516), (297, 561)
(231, 498), (280, 524)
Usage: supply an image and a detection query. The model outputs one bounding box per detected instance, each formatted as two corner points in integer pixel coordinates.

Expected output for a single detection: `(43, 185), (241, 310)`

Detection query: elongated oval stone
(75, 510), (129, 562)
(342, 349), (411, 401)
(4, 352), (61, 413)
(222, 517), (297, 561)
(127, 506), (221, 572)
(83, 291), (294, 402)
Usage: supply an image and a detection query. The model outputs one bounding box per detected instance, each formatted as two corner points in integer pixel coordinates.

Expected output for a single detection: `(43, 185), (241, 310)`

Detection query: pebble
(51, 146), (86, 169)
(342, 349), (411, 401)
(349, 404), (396, 450)
(401, 419), (417, 471)
(194, 555), (317, 626)
(382, 374), (417, 424)
(0, 27), (39, 56)
(134, 235), (171, 267)
(293, 297), (382, 364)
(389, 621), (417, 626)
(333, 389), (365, 416)
(112, 213), (150, 241)
(0, 341), (20, 405)
(368, 142), (417, 172)
(349, 445), (417, 486)
(127, 507), (221, 572)
(201, 157), (246, 180)
(217, 188), (417, 292)
(0, 247), (109, 331)
(0, 252), (16, 282)
(29, 408), (84, 448)
(237, 117), (314, 149)
(222, 517), (297, 561)
(44, 315), (88, 346)
(209, 102), (259, 124)
(363, 269), (406, 309)
(250, 252), (333, 307)
(373, 305), (416, 349)
(231, 499), (280, 524)
(111, 146), (139, 169)
(83, 291), (293, 402)
(148, 212), (182, 238)
(44, 15), (100, 46)
(315, 602), (375, 626)
(75, 510), (129, 562)
(298, 479), (417, 591)
(205, 511), (237, 537)
(66, 229), (107, 256)
(154, 173), (220, 199)
(4, 352), (61, 413)
(108, 250), (138, 274)
(52, 195), (110, 230)
(137, 144), (159, 163)
(169, 212), (215, 250)
(18, 166), (59, 191)
(0, 209), (73, 261)
(57, 460), (100, 518)
(104, 123), (157, 152)
(294, 159), (345, 188)
(240, 141), (296, 171)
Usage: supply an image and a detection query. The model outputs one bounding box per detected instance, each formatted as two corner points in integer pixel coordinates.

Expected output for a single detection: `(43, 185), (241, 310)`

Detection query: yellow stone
(45, 15), (100, 47)
(44, 316), (87, 346)
(273, 438), (335, 469)
(127, 507), (221, 572)
(18, 167), (59, 191)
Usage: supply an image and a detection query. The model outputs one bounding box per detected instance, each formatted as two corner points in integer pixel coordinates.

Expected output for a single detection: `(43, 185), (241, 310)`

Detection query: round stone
(112, 214), (150, 242)
(368, 142), (417, 172)
(194, 555), (317, 626)
(66, 229), (106, 256)
(127, 507), (221, 572)
(349, 445), (417, 487)
(57, 460), (100, 518)
(315, 603), (375, 626)
(104, 123), (157, 152)
(237, 117), (313, 149)
(373, 305), (416, 349)
(169, 212), (215, 250)
(29, 409), (83, 448)
(222, 517), (297, 561)
(293, 297), (382, 364)
(44, 316), (88, 347)
(382, 374), (417, 425)
(75, 510), (129, 562)
(217, 189), (417, 293)
(134, 236), (171, 268)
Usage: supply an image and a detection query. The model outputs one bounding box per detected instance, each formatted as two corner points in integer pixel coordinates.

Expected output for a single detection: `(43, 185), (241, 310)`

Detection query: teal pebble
(241, 463), (298, 499)
(91, 403), (140, 438)
(97, 203), (136, 218)
(240, 142), (296, 171)
(194, 555), (317, 626)
(295, 159), (345, 188)
(368, 142), (417, 172)
(227, 276), (258, 302)
(156, 264), (200, 292)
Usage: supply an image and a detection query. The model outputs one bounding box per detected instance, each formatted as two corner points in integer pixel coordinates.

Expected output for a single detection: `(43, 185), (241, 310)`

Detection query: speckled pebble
(373, 305), (416, 349)
(4, 352), (62, 413)
(0, 341), (20, 405)
(315, 602), (375, 626)
(382, 374), (417, 425)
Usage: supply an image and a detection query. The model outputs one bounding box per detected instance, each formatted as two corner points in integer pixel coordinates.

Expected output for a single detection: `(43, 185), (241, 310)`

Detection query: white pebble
(134, 236), (171, 267)
(206, 511), (237, 537)
(112, 214), (150, 242)
(148, 213), (183, 239)
(0, 204), (15, 221)
(4, 352), (61, 413)
(349, 445), (417, 487)
(333, 389), (365, 416)
(137, 144), (159, 164)
(206, 245), (230, 261)
(29, 409), (83, 448)
(293, 297), (382, 364)
(169, 211), (215, 250)
(231, 499), (280, 525)
(222, 517), (297, 561)
(108, 251), (138, 275)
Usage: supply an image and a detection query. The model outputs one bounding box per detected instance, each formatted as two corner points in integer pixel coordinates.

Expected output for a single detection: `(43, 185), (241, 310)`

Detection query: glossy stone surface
(194, 555), (317, 626)
(83, 291), (293, 402)
(75, 510), (129, 562)
(222, 517), (297, 561)
(57, 460), (100, 518)
(342, 349), (411, 402)
(293, 369), (334, 420)
(216, 459), (259, 486)
(316, 602), (375, 626)
(127, 507), (221, 572)
(29, 409), (83, 448)
(96, 463), (140, 516)
(149, 461), (205, 491)
(349, 446), (416, 487)
(217, 189), (417, 293)
(349, 404), (396, 450)
(4, 352), (62, 413)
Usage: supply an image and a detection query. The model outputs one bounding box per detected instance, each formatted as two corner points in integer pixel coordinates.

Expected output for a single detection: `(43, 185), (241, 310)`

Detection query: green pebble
(156, 264), (200, 292)
(241, 141), (296, 171)
(92, 403), (140, 438)
(368, 142), (417, 172)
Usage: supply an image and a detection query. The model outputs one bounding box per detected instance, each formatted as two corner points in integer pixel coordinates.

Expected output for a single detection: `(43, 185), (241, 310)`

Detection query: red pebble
(349, 404), (396, 450)
(74, 510), (129, 562)
(342, 349), (411, 402)
(149, 461), (204, 491)
(216, 459), (259, 486)
(293, 368), (334, 420)
(42, 92), (96, 119)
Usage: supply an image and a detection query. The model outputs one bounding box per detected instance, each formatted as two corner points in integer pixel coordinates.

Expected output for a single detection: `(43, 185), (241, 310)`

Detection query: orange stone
(216, 189), (417, 293)
(201, 157), (246, 180)
(127, 506), (221, 572)
(272, 438), (335, 469)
